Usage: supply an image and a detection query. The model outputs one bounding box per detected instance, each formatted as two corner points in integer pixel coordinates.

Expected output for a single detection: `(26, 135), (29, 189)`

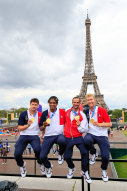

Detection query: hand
(93, 121), (99, 127)
(76, 120), (81, 126)
(27, 119), (33, 127)
(43, 121), (49, 127)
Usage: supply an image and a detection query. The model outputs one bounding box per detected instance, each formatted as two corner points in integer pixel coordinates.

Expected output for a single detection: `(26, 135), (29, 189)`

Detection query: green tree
(112, 109), (122, 119)
(0, 110), (7, 118)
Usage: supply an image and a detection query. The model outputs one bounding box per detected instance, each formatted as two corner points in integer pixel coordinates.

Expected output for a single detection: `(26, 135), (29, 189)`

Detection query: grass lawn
(120, 130), (127, 137)
(114, 155), (127, 178)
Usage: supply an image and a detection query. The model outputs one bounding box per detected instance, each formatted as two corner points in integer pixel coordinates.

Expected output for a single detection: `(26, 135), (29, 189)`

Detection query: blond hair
(85, 93), (95, 100)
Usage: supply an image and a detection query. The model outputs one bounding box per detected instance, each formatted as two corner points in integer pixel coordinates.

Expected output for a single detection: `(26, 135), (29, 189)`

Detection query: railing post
(34, 159), (36, 175)
(87, 154), (90, 191)
(82, 176), (84, 191)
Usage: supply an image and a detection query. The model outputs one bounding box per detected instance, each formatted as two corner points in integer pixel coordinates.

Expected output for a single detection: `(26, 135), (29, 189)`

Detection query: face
(86, 96), (96, 108)
(30, 102), (39, 112)
(72, 98), (80, 110)
(49, 99), (58, 111)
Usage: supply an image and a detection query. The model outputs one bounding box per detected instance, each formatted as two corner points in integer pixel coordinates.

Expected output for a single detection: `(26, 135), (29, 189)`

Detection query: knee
(59, 136), (66, 146)
(84, 136), (91, 146)
(14, 150), (21, 158)
(33, 146), (40, 154)
(101, 153), (109, 161)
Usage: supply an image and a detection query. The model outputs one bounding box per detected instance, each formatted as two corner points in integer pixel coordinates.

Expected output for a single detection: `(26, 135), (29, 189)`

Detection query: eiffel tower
(79, 13), (109, 110)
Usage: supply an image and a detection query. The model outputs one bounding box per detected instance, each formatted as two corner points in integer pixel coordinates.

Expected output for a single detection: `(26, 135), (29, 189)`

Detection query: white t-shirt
(20, 110), (40, 135)
(88, 106), (108, 137)
(44, 108), (64, 137)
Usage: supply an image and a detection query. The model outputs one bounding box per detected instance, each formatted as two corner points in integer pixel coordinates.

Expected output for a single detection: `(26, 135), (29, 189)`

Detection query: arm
(93, 121), (112, 127)
(93, 108), (112, 127)
(18, 112), (32, 132)
(18, 119), (32, 131)
(77, 112), (88, 133)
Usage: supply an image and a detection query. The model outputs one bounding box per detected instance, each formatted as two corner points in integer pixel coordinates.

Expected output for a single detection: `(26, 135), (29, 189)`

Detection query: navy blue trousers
(84, 133), (110, 170)
(40, 134), (66, 168)
(64, 136), (89, 172)
(14, 135), (42, 167)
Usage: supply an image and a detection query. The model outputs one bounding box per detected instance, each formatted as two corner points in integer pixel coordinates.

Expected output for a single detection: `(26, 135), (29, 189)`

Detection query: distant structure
(79, 12), (109, 110)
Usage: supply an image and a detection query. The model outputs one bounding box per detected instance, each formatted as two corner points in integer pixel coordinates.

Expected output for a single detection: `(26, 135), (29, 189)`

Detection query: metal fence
(0, 142), (127, 191)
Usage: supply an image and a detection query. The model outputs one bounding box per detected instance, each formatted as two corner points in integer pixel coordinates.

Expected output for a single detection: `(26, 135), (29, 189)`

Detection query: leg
(40, 136), (56, 168)
(14, 136), (29, 167)
(30, 135), (42, 165)
(64, 138), (74, 169)
(76, 137), (89, 172)
(84, 133), (96, 155)
(56, 134), (66, 155)
(95, 136), (110, 170)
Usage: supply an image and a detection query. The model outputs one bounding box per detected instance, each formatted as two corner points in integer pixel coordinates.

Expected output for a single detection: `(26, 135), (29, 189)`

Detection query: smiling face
(86, 96), (96, 110)
(72, 98), (80, 111)
(49, 99), (58, 112)
(30, 102), (39, 113)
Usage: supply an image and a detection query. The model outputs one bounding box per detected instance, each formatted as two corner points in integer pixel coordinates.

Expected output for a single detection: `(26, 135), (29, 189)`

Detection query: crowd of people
(14, 94), (112, 184)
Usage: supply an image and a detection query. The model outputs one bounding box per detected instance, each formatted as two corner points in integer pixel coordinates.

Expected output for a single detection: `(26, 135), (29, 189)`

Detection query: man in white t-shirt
(84, 93), (112, 182)
(14, 98), (44, 178)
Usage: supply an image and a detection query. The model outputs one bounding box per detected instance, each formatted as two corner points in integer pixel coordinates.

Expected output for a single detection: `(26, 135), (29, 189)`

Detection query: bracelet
(100, 123), (102, 127)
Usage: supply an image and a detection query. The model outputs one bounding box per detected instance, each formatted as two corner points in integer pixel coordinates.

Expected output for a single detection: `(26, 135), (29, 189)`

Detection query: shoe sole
(102, 176), (108, 182)
(58, 160), (64, 165)
(21, 162), (27, 178)
(46, 164), (53, 178)
(89, 153), (98, 166)
(67, 168), (76, 179)
(80, 171), (92, 184)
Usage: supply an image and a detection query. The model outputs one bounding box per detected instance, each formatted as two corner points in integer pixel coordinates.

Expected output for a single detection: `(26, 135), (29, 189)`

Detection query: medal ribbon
(29, 110), (37, 118)
(48, 109), (57, 119)
(90, 105), (96, 118)
(72, 110), (79, 116)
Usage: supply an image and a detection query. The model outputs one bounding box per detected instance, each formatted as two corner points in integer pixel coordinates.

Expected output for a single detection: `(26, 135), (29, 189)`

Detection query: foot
(101, 169), (108, 182)
(89, 152), (98, 165)
(46, 163), (53, 178)
(20, 162), (27, 178)
(39, 164), (46, 175)
(67, 168), (76, 179)
(58, 154), (64, 165)
(81, 170), (92, 184)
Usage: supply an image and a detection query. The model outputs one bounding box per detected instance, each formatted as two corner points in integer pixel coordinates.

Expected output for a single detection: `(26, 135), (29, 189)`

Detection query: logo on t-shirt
(98, 115), (101, 117)
(25, 115), (28, 121)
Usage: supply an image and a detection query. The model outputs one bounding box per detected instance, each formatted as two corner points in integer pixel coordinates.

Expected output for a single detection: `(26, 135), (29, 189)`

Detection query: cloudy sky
(0, 0), (127, 110)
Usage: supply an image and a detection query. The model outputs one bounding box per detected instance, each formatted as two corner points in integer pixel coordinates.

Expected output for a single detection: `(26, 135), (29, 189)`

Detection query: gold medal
(90, 119), (94, 124)
(31, 118), (35, 122)
(75, 116), (79, 120)
(46, 118), (51, 124)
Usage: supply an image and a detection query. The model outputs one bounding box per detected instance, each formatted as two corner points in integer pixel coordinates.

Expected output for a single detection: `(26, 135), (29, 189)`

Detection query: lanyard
(90, 106), (96, 118)
(72, 110), (79, 116)
(29, 110), (37, 118)
(48, 109), (57, 119)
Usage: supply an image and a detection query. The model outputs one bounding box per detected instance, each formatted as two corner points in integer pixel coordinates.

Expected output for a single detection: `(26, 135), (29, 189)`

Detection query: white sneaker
(81, 170), (92, 184)
(89, 152), (98, 165)
(58, 154), (64, 165)
(2, 163), (4, 164)
(46, 163), (53, 178)
(20, 162), (27, 178)
(39, 164), (46, 175)
(101, 169), (108, 182)
(67, 168), (76, 179)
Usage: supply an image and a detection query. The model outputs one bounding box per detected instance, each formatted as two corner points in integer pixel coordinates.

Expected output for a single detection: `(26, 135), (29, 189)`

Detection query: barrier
(0, 142), (127, 191)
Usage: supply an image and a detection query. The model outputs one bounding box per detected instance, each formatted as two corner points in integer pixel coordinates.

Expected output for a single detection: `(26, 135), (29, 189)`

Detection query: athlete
(14, 98), (44, 178)
(64, 96), (91, 184)
(84, 93), (112, 182)
(39, 96), (66, 178)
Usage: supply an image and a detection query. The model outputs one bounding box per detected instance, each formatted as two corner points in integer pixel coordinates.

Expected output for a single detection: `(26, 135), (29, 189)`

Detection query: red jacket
(64, 108), (83, 138)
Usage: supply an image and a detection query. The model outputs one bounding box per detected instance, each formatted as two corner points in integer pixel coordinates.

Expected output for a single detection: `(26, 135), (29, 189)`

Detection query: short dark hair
(30, 98), (39, 105)
(72, 96), (81, 103)
(48, 96), (59, 104)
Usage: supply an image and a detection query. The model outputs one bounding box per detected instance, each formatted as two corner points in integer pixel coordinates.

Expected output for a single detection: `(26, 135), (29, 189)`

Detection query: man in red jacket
(84, 93), (112, 182)
(64, 96), (91, 184)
